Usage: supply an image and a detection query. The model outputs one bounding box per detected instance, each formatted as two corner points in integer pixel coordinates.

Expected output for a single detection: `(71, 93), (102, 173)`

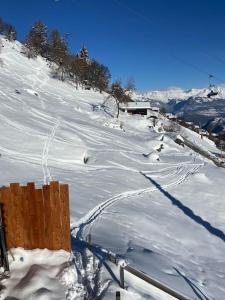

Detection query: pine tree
(0, 17), (4, 34)
(48, 30), (68, 64)
(0, 17), (16, 41)
(4, 23), (16, 41)
(87, 60), (111, 92)
(24, 21), (48, 58)
(79, 45), (88, 61)
(48, 30), (69, 80)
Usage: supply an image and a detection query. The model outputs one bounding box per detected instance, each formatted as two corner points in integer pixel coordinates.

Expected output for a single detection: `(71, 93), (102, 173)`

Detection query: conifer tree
(79, 45), (88, 61)
(48, 30), (68, 63)
(24, 21), (48, 58)
(0, 17), (16, 41)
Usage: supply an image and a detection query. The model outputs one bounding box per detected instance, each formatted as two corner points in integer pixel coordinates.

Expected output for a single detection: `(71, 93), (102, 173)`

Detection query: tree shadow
(142, 174), (225, 244)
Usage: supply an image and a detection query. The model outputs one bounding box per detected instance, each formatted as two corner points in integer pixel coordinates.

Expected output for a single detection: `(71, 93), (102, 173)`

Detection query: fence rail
(0, 181), (71, 252)
(105, 252), (191, 300)
(123, 265), (190, 300)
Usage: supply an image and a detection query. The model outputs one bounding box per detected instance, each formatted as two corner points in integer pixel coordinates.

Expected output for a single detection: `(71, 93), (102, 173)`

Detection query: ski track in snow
(42, 118), (60, 184)
(69, 157), (203, 299)
(72, 156), (203, 240)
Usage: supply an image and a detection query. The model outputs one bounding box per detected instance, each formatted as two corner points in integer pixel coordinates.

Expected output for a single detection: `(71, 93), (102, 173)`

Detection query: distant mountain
(134, 87), (225, 134)
(135, 86), (225, 103)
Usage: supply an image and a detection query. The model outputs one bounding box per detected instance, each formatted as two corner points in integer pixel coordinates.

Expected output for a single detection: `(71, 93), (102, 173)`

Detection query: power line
(112, 0), (225, 84)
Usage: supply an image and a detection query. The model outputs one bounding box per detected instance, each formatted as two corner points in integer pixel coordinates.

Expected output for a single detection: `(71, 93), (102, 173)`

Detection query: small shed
(193, 125), (200, 133)
(185, 121), (194, 129)
(165, 113), (177, 121)
(199, 129), (209, 137)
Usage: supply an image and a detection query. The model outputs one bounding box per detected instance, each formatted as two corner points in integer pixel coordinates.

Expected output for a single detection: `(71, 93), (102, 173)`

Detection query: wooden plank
(50, 181), (62, 250)
(43, 184), (52, 249)
(35, 189), (45, 248)
(10, 183), (24, 247)
(27, 182), (37, 249)
(21, 186), (29, 249)
(0, 187), (14, 249)
(59, 184), (71, 252)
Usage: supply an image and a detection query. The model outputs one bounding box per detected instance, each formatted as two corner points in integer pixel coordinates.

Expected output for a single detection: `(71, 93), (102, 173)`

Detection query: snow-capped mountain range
(135, 86), (225, 103)
(134, 87), (225, 133)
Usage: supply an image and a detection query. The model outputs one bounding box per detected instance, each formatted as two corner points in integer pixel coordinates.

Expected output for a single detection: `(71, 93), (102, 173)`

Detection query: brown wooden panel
(0, 181), (71, 251)
(27, 182), (37, 249)
(50, 181), (62, 250)
(10, 183), (24, 247)
(60, 184), (71, 252)
(21, 186), (30, 249)
(43, 184), (52, 249)
(0, 187), (14, 249)
(35, 189), (45, 248)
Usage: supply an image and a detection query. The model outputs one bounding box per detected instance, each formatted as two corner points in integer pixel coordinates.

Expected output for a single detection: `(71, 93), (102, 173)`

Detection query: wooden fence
(0, 181), (71, 252)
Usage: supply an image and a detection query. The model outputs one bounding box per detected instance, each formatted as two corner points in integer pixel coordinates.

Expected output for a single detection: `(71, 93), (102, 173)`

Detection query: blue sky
(2, 0), (225, 91)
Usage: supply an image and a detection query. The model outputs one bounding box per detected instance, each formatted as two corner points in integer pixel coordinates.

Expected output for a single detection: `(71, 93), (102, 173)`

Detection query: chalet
(193, 125), (200, 132)
(165, 113), (177, 121)
(211, 133), (219, 138)
(185, 121), (194, 129)
(199, 129), (209, 137)
(120, 101), (153, 116)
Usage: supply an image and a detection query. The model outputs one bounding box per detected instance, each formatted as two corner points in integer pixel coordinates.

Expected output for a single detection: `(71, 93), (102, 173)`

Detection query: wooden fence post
(120, 266), (125, 289)
(50, 181), (62, 250)
(43, 184), (53, 250)
(10, 183), (24, 247)
(27, 182), (37, 249)
(116, 291), (121, 300)
(59, 184), (71, 251)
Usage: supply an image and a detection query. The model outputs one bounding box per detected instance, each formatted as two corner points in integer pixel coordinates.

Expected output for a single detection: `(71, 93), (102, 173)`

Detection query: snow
(1, 248), (70, 300)
(1, 37), (225, 299)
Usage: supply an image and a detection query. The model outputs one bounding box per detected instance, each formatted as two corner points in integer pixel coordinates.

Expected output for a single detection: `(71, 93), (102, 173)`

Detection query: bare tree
(125, 77), (136, 95)
(110, 81), (131, 118)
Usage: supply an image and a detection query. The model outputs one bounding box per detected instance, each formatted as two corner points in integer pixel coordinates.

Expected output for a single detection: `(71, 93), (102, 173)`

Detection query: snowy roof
(150, 106), (160, 111)
(120, 101), (151, 109)
(166, 113), (176, 118)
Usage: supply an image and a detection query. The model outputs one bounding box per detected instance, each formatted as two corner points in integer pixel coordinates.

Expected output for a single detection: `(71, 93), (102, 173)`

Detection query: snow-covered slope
(1, 38), (225, 300)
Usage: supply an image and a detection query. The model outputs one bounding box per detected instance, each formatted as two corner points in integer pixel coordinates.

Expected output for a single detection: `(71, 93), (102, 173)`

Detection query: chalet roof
(120, 101), (151, 109)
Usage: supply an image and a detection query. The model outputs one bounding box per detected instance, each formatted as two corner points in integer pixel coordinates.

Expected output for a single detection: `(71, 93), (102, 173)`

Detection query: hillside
(1, 37), (225, 300)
